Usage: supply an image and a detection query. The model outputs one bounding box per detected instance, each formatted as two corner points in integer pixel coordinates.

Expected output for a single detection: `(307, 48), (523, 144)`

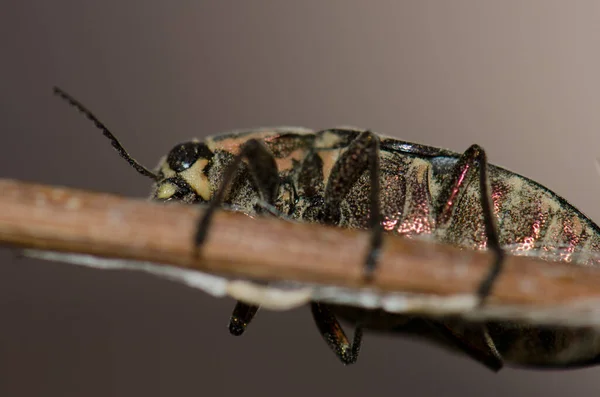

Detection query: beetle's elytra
(54, 86), (600, 371)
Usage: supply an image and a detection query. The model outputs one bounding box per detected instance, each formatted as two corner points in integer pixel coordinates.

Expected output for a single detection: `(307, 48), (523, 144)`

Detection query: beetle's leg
(323, 130), (383, 279)
(194, 139), (280, 336)
(254, 200), (293, 220)
(425, 320), (503, 372)
(195, 138), (280, 246)
(311, 302), (363, 365)
(229, 301), (260, 336)
(311, 130), (380, 364)
(436, 144), (504, 302)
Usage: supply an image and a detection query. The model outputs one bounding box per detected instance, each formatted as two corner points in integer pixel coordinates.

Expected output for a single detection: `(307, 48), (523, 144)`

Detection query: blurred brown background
(2, 1), (600, 396)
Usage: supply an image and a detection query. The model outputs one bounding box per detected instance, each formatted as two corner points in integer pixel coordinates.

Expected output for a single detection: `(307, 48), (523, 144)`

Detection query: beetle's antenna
(53, 86), (160, 181)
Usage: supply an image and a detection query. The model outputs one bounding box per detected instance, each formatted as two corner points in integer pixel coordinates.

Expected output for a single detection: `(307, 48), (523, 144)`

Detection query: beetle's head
(151, 140), (215, 204)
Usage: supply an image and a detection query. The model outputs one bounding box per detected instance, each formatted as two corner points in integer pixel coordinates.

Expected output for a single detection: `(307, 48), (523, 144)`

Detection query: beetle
(53, 86), (600, 371)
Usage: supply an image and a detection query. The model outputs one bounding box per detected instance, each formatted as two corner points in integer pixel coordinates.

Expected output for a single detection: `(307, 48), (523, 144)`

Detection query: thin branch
(2, 178), (600, 326)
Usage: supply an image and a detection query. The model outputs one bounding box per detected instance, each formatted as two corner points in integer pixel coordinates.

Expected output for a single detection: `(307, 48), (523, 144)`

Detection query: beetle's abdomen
(437, 165), (600, 264)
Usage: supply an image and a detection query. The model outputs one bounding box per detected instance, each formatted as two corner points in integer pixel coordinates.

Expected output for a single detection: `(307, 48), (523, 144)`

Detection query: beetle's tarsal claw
(228, 316), (248, 336)
(228, 302), (259, 336)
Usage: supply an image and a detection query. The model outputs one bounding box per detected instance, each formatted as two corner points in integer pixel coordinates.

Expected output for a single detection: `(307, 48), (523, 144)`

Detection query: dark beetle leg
(193, 139), (280, 336)
(229, 302), (260, 336)
(311, 302), (363, 365)
(323, 130), (383, 279)
(313, 130), (381, 364)
(425, 320), (503, 372)
(436, 144), (504, 303)
(195, 138), (280, 246)
(254, 200), (292, 220)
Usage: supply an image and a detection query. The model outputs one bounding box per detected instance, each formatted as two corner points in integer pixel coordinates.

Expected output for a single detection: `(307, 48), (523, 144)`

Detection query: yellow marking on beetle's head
(155, 182), (177, 199)
(159, 159), (176, 179)
(154, 156), (212, 202)
(179, 158), (212, 201)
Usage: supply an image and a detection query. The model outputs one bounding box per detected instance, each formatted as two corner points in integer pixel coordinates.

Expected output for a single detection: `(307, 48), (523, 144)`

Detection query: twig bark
(2, 178), (600, 324)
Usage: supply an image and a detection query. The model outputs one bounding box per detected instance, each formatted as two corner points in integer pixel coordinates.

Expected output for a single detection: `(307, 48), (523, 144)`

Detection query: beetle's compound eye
(167, 141), (213, 172)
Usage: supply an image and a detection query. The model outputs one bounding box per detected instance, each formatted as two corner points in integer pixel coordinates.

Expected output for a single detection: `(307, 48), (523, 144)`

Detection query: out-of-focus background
(2, 2), (600, 396)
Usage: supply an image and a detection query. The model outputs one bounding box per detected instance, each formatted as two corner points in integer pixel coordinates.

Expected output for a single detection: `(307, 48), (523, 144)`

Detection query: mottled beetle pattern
(54, 87), (600, 371)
